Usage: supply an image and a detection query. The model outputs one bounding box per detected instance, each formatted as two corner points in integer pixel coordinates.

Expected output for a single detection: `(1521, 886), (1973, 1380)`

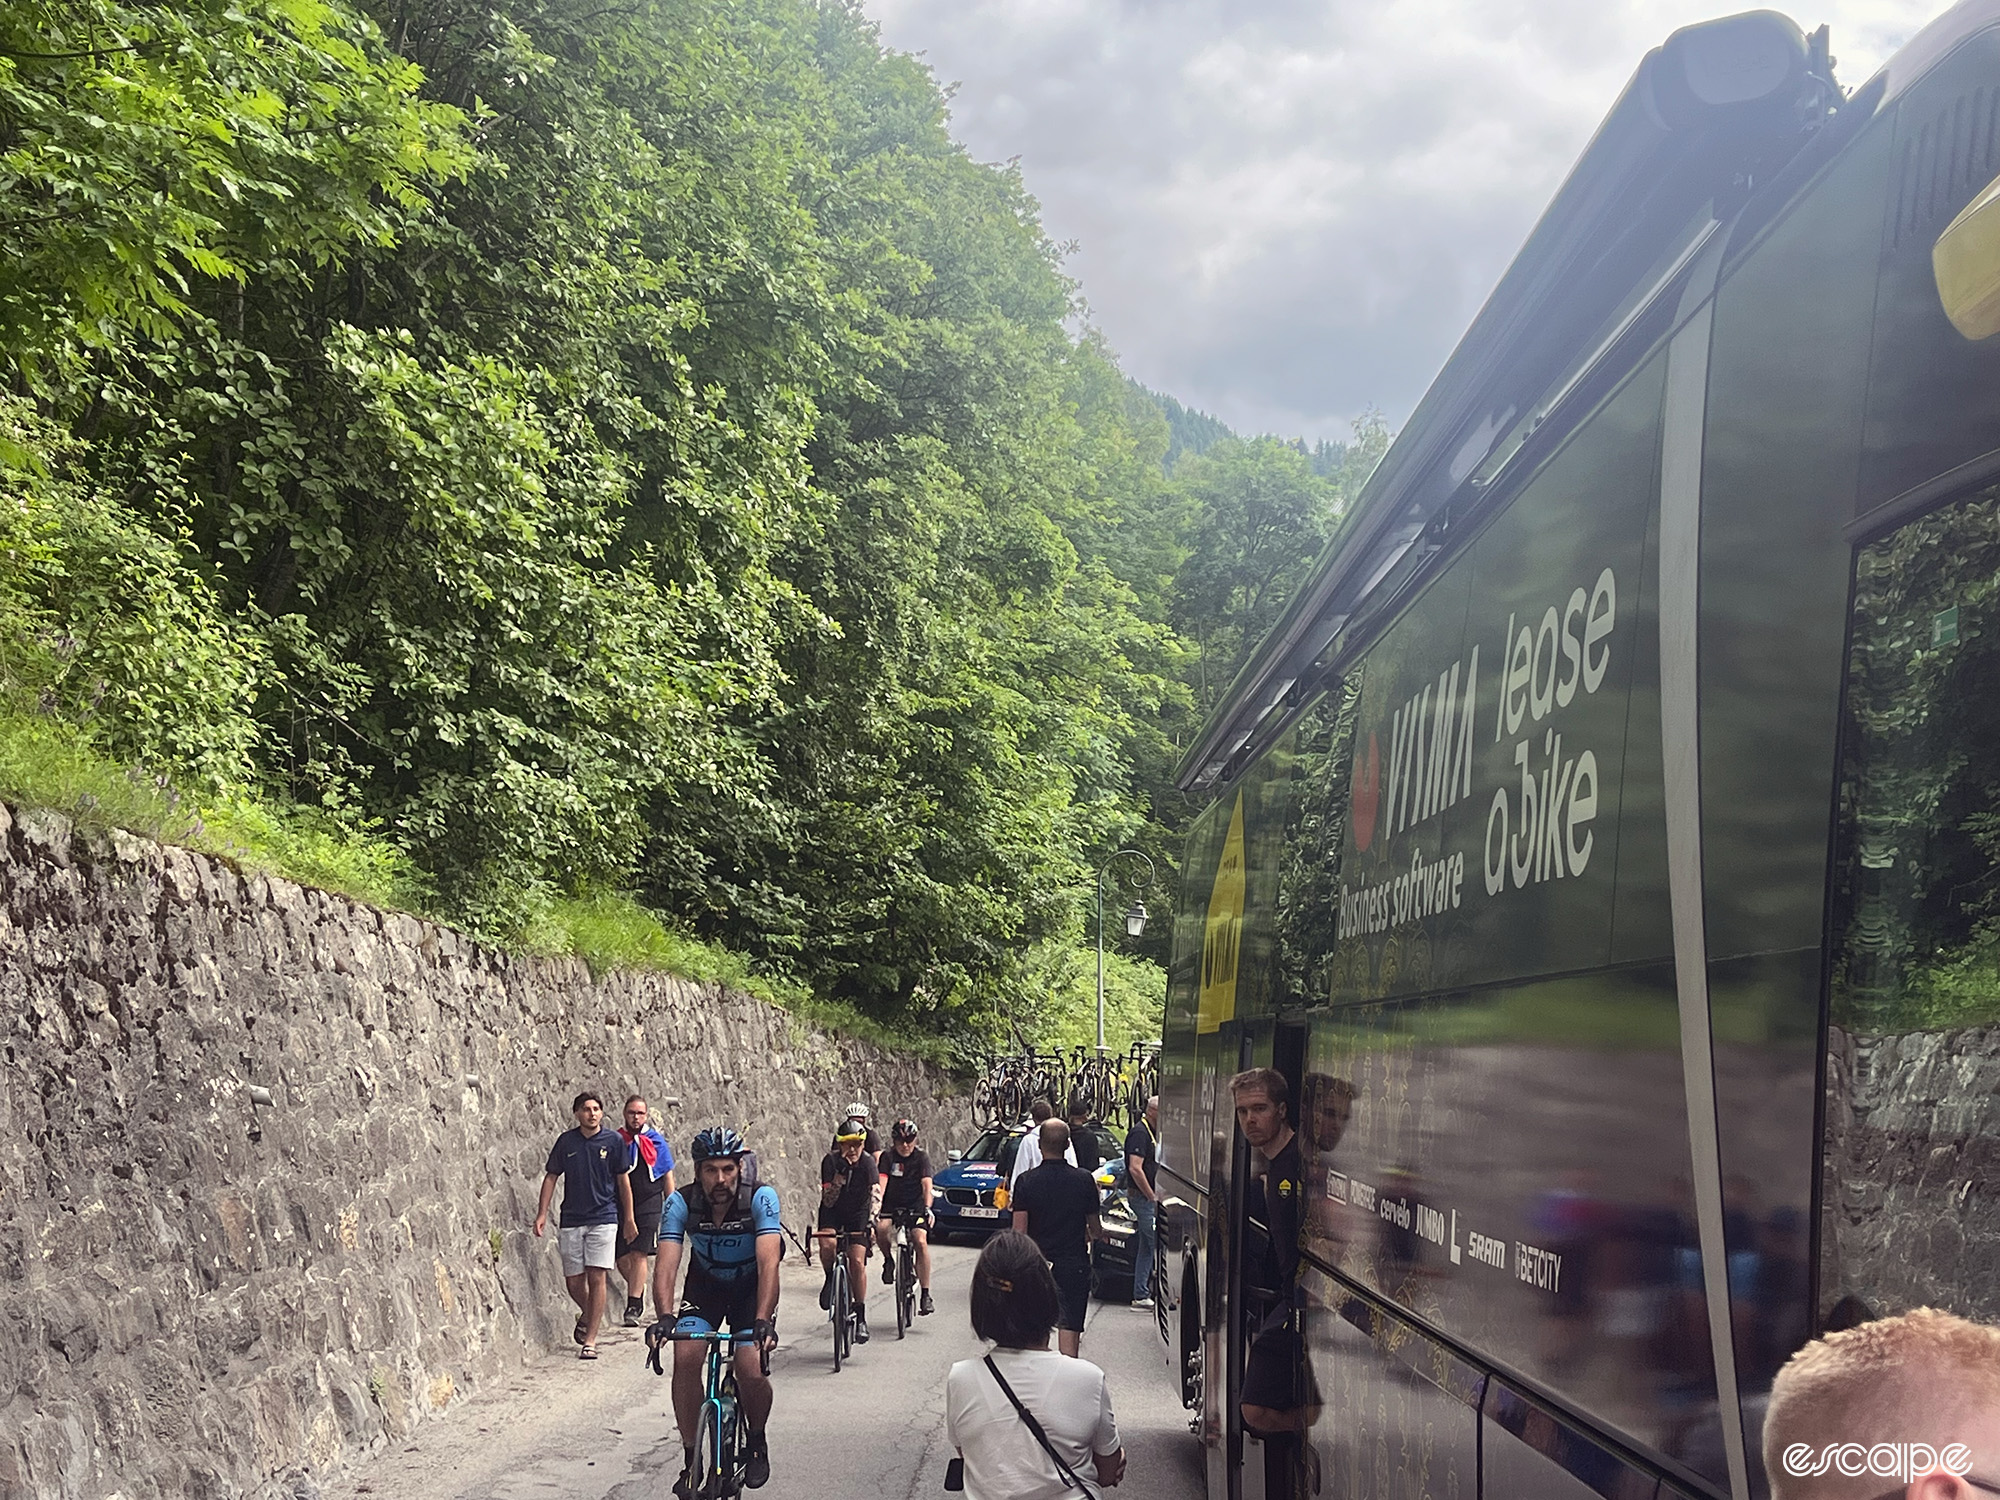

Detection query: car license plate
(961, 1206), (999, 1219)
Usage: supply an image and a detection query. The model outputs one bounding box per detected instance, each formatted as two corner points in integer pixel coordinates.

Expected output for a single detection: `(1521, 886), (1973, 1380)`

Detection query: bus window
(1825, 485), (2000, 1326)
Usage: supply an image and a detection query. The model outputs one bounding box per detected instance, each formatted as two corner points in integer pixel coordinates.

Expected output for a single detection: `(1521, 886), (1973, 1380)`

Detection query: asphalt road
(322, 1239), (1204, 1500)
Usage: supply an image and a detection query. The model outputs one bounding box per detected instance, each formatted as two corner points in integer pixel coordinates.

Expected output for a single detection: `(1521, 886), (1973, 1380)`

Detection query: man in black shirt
(616, 1094), (677, 1326)
(873, 1118), (936, 1315)
(817, 1119), (880, 1341)
(1066, 1101), (1103, 1175)
(1232, 1067), (1317, 1498)
(1009, 1120), (1102, 1358)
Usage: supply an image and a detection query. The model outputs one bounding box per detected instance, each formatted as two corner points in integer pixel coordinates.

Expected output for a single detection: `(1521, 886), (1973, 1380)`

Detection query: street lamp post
(1096, 849), (1156, 1055)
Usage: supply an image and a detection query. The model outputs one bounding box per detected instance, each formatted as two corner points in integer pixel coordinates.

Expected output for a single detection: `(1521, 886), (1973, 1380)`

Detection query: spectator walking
(1762, 1306), (2000, 1499)
(946, 1231), (1126, 1498)
(1125, 1096), (1159, 1309)
(1009, 1120), (1102, 1358)
(616, 1094), (676, 1325)
(1008, 1099), (1076, 1194)
(532, 1091), (636, 1360)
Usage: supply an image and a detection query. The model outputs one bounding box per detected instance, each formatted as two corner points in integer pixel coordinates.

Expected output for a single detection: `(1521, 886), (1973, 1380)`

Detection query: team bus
(1151, 5), (2000, 1498)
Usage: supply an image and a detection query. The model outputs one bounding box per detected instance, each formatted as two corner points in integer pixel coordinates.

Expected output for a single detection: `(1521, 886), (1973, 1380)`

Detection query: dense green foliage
(0, 0), (1379, 1048)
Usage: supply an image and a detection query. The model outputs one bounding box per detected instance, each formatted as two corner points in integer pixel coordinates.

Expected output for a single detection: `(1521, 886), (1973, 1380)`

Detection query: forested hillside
(0, 0), (1382, 1050)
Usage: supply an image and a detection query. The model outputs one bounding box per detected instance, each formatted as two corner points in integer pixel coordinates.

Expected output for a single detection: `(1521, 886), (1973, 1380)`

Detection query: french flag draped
(621, 1125), (673, 1182)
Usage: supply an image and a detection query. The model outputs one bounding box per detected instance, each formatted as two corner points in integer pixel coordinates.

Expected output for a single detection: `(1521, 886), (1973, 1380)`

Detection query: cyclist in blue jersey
(651, 1126), (782, 1494)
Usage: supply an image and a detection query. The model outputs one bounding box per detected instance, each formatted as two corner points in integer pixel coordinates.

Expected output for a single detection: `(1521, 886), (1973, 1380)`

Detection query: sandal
(579, 1344), (598, 1360)
(573, 1316), (588, 1346)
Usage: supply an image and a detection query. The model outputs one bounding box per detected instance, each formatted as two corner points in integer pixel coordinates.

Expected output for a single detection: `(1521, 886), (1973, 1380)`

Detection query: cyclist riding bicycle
(833, 1099), (881, 1162)
(652, 1126), (781, 1495)
(873, 1117), (936, 1316)
(817, 1117), (880, 1343)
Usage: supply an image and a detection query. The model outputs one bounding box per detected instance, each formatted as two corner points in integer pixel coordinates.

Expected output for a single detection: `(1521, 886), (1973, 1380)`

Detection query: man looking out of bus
(1232, 1068), (1318, 1498)
(1762, 1306), (2000, 1499)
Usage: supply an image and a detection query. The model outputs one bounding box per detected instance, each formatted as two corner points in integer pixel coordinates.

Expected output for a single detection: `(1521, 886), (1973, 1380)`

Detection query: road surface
(322, 1240), (1203, 1500)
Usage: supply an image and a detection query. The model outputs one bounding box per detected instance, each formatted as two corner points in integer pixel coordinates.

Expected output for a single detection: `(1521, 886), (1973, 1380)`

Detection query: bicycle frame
(817, 1228), (868, 1370)
(664, 1328), (765, 1500)
(885, 1207), (925, 1337)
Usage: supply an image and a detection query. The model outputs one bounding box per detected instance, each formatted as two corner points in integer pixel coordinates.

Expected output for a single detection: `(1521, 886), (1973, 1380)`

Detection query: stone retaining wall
(0, 803), (970, 1499)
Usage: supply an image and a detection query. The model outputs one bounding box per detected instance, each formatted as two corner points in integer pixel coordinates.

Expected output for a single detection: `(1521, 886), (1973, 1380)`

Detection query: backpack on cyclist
(676, 1150), (764, 1227)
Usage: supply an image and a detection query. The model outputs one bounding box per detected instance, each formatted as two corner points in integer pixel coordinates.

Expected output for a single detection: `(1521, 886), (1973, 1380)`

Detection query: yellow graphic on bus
(1197, 793), (1246, 1034)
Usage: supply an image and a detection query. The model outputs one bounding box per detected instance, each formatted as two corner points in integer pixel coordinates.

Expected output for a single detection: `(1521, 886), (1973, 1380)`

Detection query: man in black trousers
(1008, 1119), (1102, 1358)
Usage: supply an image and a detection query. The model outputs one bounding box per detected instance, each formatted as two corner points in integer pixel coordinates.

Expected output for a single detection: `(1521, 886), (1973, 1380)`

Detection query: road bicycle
(820, 1229), (869, 1370)
(972, 1043), (1161, 1132)
(1124, 1039), (1159, 1129)
(885, 1206), (927, 1337)
(647, 1324), (768, 1500)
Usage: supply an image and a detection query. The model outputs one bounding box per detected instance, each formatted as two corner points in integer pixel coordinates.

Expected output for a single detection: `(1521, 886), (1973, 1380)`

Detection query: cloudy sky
(865, 0), (1947, 442)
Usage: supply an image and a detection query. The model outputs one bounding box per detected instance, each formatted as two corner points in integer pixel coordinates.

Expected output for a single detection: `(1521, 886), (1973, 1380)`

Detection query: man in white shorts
(533, 1091), (636, 1359)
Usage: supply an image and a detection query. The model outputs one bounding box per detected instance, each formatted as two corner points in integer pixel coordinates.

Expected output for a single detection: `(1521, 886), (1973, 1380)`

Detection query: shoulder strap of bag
(983, 1354), (1097, 1497)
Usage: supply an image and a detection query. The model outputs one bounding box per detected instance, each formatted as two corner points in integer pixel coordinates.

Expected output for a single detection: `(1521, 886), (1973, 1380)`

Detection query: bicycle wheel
(894, 1241), (911, 1338)
(832, 1263), (850, 1371)
(720, 1391), (748, 1500)
(694, 1402), (724, 1500)
(900, 1243), (917, 1330)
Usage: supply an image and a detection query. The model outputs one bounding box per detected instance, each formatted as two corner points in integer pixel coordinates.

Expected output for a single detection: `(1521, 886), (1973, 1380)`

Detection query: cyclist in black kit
(817, 1118), (879, 1342)
(873, 1118), (936, 1316)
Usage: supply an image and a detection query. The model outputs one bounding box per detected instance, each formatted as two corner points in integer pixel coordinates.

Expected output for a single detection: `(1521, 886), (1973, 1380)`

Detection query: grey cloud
(868, 0), (1940, 440)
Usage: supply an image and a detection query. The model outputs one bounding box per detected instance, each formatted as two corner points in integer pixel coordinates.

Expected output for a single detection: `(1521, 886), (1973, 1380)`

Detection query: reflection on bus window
(1825, 487), (2000, 1326)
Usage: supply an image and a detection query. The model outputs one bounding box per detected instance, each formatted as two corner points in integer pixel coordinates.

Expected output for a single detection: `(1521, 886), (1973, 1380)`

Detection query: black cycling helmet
(834, 1116), (869, 1144)
(891, 1118), (919, 1143)
(691, 1125), (747, 1161)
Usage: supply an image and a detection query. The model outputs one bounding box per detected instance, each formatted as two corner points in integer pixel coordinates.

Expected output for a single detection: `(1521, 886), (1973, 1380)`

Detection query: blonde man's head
(1764, 1308), (2000, 1500)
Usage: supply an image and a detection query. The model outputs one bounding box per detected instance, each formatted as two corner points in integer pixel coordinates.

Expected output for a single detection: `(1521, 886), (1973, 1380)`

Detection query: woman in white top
(945, 1231), (1128, 1498)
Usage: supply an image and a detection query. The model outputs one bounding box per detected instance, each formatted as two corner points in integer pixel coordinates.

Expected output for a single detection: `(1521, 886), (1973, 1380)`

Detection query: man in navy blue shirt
(533, 1091), (636, 1359)
(1010, 1120), (1103, 1358)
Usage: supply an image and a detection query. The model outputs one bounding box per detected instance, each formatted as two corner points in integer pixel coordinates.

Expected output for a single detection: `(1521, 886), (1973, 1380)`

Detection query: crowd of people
(531, 1088), (1151, 1497)
(531, 1079), (2000, 1500)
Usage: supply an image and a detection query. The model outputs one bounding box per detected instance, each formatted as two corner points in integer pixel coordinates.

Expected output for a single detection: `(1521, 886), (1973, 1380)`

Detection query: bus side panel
(1263, 349), (1734, 1485)
(1163, 799), (1228, 1406)
(1299, 974), (1715, 1486)
(1321, 354), (1669, 1009)
(1698, 88), (1896, 1437)
(1206, 1022), (1249, 1499)
(1301, 1275), (1483, 1499)
(1482, 1381), (1662, 1500)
